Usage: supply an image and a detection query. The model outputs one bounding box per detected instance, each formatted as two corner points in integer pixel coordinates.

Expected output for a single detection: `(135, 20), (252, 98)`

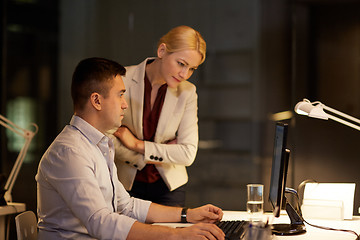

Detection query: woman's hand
(165, 138), (177, 144)
(113, 126), (145, 154)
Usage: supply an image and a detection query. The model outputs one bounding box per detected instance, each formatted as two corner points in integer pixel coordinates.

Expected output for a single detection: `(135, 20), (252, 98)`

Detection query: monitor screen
(269, 122), (288, 217)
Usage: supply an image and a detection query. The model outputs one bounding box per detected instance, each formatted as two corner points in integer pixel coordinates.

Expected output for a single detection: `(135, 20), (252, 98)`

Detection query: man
(36, 57), (225, 240)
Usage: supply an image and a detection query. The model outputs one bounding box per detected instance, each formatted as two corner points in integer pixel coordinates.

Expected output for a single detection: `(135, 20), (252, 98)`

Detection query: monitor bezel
(269, 122), (288, 218)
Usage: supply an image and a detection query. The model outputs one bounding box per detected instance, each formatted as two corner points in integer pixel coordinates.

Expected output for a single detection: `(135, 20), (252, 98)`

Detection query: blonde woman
(110, 25), (206, 206)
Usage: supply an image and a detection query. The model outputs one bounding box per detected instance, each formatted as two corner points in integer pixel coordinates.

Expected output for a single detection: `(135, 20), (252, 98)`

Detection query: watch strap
(181, 207), (188, 223)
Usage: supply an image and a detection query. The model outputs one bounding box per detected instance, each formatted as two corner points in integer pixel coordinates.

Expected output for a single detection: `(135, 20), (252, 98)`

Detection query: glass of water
(247, 184), (264, 221)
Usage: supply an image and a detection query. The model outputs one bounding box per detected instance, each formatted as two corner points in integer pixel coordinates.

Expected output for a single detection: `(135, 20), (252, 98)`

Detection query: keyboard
(216, 220), (248, 240)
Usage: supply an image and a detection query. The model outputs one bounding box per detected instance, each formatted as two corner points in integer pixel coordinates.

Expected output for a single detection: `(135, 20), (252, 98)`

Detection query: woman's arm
(113, 84), (198, 167)
(143, 87), (198, 166)
(114, 126), (145, 154)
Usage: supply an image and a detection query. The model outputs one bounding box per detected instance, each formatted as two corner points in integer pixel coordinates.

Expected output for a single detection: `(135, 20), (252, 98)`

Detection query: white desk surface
(223, 210), (360, 240)
(156, 211), (360, 240)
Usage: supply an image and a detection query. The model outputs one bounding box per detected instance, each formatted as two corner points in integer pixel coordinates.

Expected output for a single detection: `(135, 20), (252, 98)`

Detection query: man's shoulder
(55, 125), (86, 142)
(39, 125), (97, 169)
(47, 125), (91, 155)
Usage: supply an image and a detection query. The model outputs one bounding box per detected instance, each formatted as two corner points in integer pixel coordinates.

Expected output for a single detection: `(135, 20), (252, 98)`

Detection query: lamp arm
(3, 139), (30, 202)
(327, 114), (360, 132)
(322, 105), (360, 125)
(0, 120), (26, 137)
(0, 114), (38, 203)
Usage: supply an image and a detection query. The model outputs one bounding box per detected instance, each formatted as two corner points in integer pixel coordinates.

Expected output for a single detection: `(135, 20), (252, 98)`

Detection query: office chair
(15, 211), (38, 240)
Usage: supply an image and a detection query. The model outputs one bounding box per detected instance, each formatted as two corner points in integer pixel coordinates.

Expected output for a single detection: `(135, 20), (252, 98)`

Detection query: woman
(110, 25), (206, 206)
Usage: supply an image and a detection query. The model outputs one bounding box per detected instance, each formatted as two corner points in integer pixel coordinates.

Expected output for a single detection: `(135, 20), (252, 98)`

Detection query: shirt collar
(70, 115), (106, 145)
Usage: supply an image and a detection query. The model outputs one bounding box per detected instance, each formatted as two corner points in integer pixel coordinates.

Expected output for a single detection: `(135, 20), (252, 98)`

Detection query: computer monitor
(269, 122), (288, 217)
(268, 122), (306, 235)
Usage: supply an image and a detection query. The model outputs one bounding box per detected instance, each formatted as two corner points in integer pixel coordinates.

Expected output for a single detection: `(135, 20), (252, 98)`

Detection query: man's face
(101, 75), (128, 130)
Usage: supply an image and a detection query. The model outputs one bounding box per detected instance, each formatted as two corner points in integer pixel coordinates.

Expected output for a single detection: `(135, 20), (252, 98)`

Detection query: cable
(303, 218), (359, 240)
(289, 188), (360, 240)
(296, 179), (317, 206)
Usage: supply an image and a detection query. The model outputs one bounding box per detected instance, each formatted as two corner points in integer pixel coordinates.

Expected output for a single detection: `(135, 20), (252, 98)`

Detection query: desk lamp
(294, 99), (360, 131)
(0, 114), (38, 205)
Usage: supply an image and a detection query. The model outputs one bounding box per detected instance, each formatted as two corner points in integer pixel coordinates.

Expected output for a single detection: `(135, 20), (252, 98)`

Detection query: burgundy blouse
(134, 73), (167, 183)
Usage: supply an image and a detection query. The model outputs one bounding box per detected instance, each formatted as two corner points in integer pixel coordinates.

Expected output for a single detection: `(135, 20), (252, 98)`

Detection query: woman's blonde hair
(157, 25), (207, 64)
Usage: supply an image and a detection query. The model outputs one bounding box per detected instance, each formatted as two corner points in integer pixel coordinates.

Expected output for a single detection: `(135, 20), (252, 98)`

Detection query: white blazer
(109, 58), (199, 191)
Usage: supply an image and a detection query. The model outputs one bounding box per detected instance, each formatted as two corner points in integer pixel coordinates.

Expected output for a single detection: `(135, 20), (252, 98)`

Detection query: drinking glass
(247, 184), (264, 221)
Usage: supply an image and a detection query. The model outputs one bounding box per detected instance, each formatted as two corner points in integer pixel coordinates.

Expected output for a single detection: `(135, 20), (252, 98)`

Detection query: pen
(248, 222), (252, 239)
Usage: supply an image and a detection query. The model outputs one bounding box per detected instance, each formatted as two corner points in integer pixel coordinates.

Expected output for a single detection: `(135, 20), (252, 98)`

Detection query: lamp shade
(294, 99), (328, 120)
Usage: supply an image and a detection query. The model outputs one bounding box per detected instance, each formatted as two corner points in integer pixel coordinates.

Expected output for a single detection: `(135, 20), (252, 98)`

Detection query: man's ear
(157, 43), (167, 58)
(90, 92), (102, 111)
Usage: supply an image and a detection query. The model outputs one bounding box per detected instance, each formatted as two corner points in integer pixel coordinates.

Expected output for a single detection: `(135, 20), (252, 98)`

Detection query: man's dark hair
(71, 57), (126, 111)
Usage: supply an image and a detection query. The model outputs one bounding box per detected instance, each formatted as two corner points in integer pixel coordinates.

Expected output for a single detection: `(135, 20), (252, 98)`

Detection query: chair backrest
(15, 211), (38, 240)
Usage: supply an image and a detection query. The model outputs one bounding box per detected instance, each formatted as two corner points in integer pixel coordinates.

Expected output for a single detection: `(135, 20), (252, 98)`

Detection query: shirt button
(133, 164), (138, 168)
(159, 158), (163, 161)
(154, 156), (158, 160)
(150, 155), (154, 159)
(125, 161), (130, 164)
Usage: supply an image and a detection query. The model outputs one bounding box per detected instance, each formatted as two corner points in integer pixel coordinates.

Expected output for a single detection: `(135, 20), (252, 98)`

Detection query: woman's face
(158, 44), (202, 88)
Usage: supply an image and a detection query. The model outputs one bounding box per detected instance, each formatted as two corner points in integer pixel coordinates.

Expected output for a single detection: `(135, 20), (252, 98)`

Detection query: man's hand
(175, 223), (225, 240)
(187, 204), (223, 224)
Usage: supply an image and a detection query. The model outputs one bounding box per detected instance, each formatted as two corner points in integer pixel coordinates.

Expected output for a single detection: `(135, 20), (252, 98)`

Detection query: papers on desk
(301, 183), (355, 220)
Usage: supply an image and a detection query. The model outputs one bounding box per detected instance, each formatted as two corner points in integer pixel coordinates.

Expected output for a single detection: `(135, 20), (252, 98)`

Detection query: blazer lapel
(128, 63), (146, 139)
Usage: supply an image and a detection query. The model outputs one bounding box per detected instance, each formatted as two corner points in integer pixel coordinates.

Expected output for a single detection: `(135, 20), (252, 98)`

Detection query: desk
(0, 203), (26, 240)
(222, 211), (360, 240)
(156, 211), (360, 240)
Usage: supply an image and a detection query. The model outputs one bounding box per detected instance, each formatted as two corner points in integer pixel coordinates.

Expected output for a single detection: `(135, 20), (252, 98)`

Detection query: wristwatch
(181, 207), (188, 223)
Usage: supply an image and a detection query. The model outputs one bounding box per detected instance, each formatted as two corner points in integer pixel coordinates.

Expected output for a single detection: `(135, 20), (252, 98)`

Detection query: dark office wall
(259, 1), (360, 215)
(291, 2), (360, 215)
(0, 0), (59, 209)
(257, 0), (292, 211)
(0, 0), (59, 238)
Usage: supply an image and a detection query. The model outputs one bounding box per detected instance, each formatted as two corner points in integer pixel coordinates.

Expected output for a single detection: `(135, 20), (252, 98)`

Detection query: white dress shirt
(36, 115), (151, 240)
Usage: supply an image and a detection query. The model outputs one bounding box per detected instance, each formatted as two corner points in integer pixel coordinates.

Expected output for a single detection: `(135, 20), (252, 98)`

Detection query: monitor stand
(271, 201), (306, 235)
